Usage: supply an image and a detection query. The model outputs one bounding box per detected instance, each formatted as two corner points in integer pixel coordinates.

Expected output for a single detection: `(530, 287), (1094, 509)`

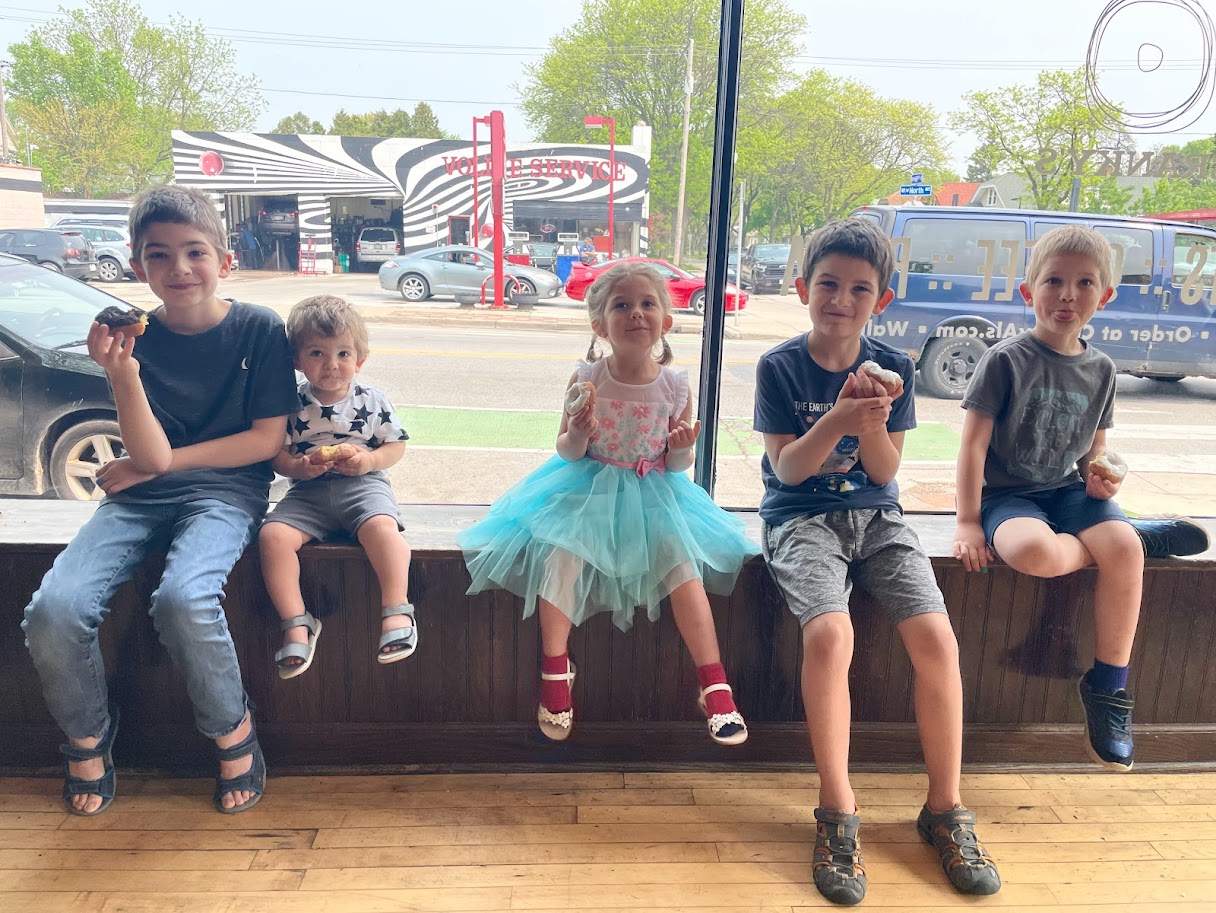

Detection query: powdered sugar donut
(564, 381), (597, 415)
(1089, 450), (1128, 483)
(858, 360), (902, 388)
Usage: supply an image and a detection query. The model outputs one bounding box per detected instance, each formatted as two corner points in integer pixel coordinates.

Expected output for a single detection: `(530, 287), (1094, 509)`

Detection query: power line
(263, 87), (519, 106)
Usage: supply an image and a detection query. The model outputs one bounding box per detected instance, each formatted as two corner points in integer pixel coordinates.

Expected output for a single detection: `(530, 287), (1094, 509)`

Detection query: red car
(564, 257), (748, 315)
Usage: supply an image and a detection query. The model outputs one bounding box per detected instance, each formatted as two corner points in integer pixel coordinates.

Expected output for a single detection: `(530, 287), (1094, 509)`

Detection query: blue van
(850, 205), (1216, 398)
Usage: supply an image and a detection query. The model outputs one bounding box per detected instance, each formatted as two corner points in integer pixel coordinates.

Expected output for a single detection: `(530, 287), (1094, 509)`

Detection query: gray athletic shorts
(762, 509), (947, 628)
(263, 472), (403, 542)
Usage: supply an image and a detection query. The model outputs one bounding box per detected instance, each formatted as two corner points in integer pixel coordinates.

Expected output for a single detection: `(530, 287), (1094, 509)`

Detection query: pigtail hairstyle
(583, 262), (675, 366)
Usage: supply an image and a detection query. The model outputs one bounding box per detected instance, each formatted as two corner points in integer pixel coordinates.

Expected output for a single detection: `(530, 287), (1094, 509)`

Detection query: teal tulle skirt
(457, 455), (761, 631)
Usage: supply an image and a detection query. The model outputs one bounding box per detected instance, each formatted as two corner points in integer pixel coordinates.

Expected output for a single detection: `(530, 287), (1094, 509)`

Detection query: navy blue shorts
(981, 481), (1129, 546)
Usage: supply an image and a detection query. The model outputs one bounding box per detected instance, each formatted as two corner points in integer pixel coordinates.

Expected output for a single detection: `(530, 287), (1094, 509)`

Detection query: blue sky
(2, 0), (1214, 171)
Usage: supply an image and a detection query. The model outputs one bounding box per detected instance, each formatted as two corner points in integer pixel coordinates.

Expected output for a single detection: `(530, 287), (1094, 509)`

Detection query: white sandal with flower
(538, 660), (577, 741)
(697, 682), (749, 746)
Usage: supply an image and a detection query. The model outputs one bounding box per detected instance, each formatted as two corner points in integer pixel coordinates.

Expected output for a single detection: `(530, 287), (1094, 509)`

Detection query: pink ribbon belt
(592, 453), (667, 477)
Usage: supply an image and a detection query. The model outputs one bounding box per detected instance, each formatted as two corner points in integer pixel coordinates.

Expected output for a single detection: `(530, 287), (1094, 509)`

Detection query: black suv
(741, 242), (798, 293)
(0, 229), (98, 280)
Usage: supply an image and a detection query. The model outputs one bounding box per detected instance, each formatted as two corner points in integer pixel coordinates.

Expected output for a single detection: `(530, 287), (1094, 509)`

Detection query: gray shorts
(263, 472), (403, 542)
(762, 509), (947, 628)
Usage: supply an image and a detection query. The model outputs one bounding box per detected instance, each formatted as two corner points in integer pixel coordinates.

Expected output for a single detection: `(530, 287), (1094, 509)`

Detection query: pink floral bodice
(577, 359), (690, 466)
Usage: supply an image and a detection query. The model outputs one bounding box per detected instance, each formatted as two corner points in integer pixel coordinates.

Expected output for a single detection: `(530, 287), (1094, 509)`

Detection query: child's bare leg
(259, 522), (314, 663)
(667, 578), (721, 666)
(356, 516), (413, 653)
(898, 613), (963, 812)
(993, 517), (1092, 578)
(802, 612), (856, 813)
(1076, 521), (1143, 666)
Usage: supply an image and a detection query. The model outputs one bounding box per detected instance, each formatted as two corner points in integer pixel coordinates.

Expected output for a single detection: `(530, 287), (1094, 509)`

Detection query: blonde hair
(1026, 224), (1115, 289)
(583, 262), (674, 366)
(128, 184), (228, 260)
(286, 295), (370, 359)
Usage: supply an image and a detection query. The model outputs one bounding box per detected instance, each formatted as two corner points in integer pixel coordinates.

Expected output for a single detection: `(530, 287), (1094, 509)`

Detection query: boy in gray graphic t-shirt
(952, 224), (1209, 775)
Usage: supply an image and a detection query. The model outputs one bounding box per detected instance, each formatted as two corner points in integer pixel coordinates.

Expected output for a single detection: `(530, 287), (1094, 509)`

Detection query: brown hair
(801, 218), (895, 292)
(1025, 224), (1115, 289)
(583, 262), (673, 365)
(286, 295), (370, 359)
(128, 184), (228, 260)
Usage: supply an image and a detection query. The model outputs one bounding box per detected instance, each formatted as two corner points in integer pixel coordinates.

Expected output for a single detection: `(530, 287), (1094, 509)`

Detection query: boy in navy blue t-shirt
(754, 219), (1000, 904)
(22, 185), (298, 817)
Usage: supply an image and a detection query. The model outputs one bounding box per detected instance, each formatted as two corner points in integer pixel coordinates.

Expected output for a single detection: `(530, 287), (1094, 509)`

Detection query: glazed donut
(95, 305), (148, 337)
(1089, 450), (1128, 483)
(858, 360), (902, 391)
(564, 381), (597, 415)
(309, 443), (356, 465)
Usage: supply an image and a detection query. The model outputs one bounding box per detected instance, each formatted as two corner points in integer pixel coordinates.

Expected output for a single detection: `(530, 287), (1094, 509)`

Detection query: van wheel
(919, 337), (987, 399)
(1151, 375), (1185, 383)
(50, 419), (123, 500)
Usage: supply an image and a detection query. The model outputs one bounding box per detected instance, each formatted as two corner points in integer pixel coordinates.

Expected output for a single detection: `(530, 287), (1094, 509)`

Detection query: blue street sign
(900, 184), (933, 196)
(911, 172), (924, 184)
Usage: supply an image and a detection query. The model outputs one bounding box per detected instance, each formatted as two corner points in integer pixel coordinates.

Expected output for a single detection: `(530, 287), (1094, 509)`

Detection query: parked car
(741, 242), (798, 293)
(354, 227), (401, 269)
(564, 257), (748, 315)
(851, 204), (1216, 397)
(54, 216), (129, 230)
(68, 225), (135, 283)
(257, 199), (299, 237)
(726, 250), (739, 285)
(0, 229), (98, 281)
(378, 245), (564, 302)
(0, 253), (124, 499)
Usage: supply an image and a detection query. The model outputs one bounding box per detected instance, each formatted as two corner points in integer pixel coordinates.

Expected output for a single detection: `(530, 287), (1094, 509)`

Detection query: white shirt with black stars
(285, 380), (409, 458)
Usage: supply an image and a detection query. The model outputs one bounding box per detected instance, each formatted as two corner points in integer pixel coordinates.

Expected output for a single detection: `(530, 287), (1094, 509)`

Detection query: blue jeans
(22, 498), (256, 741)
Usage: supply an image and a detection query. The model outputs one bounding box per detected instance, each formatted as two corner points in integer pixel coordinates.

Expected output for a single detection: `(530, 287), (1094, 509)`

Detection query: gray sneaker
(812, 807), (866, 905)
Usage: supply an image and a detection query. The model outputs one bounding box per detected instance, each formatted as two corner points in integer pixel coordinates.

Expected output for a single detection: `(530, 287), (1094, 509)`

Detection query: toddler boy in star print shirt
(260, 296), (418, 677)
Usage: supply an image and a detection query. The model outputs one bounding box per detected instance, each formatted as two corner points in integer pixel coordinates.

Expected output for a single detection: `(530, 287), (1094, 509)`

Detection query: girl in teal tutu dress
(458, 263), (760, 744)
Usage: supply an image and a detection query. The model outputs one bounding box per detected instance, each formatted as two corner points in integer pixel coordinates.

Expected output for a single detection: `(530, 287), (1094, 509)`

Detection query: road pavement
(100, 270), (1216, 517)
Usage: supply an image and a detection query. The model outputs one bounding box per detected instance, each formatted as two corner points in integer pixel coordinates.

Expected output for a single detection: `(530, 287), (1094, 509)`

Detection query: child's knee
(358, 514), (402, 540)
(1089, 522), (1145, 572)
(996, 532), (1069, 577)
(22, 582), (98, 645)
(901, 613), (960, 669)
(259, 521), (302, 551)
(802, 612), (854, 664)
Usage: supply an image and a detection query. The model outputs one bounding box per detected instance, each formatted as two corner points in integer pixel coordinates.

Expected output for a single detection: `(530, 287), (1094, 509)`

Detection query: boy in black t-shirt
(22, 185), (299, 817)
(754, 219), (1000, 904)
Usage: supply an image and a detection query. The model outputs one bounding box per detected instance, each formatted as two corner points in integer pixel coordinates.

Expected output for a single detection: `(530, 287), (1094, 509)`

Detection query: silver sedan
(378, 245), (564, 302)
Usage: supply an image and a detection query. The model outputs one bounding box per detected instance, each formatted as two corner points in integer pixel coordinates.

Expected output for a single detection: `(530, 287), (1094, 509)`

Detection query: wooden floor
(2, 769), (1215, 912)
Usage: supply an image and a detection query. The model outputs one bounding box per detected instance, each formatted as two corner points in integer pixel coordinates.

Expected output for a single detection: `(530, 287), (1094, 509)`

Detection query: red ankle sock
(696, 662), (738, 717)
(540, 653), (572, 712)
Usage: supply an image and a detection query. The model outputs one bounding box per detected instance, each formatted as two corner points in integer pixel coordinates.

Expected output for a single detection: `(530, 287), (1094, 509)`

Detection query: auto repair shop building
(171, 125), (652, 273)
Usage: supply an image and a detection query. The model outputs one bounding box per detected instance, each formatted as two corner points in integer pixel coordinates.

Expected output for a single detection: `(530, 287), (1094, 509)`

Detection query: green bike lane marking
(400, 407), (961, 460)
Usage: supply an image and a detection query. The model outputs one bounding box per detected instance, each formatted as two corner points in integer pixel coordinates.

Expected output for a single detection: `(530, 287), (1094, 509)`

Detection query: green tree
(324, 105), (450, 138)
(741, 71), (948, 239)
(518, 0), (804, 256)
(272, 112), (326, 134)
(951, 69), (1120, 210)
(1130, 177), (1216, 216)
(6, 0), (263, 195)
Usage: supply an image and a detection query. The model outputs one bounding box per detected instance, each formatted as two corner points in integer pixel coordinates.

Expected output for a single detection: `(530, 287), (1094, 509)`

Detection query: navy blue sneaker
(1078, 671), (1134, 771)
(1129, 516), (1210, 559)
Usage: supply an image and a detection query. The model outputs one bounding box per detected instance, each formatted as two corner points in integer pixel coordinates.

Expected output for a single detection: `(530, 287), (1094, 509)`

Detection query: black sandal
(214, 708), (265, 815)
(60, 704), (119, 817)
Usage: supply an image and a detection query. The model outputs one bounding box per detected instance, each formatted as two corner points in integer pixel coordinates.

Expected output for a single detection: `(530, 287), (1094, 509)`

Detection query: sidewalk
(110, 271), (808, 341)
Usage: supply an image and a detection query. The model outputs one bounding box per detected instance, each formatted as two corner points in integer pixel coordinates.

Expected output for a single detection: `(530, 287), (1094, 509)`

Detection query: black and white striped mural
(173, 130), (652, 271)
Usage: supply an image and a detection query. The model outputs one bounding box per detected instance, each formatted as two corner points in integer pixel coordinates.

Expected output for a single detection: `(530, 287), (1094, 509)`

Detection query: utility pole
(0, 61), (11, 165)
(672, 38), (694, 267)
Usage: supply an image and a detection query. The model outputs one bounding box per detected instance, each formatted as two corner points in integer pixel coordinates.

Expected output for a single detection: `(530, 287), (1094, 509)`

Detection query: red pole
(489, 110), (506, 309)
(470, 117), (480, 246)
(608, 118), (616, 259)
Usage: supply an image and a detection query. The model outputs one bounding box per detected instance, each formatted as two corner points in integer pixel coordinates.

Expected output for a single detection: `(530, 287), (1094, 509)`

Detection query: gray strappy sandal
(377, 603), (418, 664)
(275, 611), (322, 680)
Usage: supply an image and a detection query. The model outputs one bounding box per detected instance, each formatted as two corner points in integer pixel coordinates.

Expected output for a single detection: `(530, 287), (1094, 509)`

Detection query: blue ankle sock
(1089, 660), (1129, 694)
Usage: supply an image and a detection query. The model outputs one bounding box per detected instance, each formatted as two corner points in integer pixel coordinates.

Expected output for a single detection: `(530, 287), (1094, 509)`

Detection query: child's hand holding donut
(858, 360), (904, 400)
(567, 401), (598, 440)
(1085, 450), (1127, 501)
(330, 446), (374, 476)
(86, 320), (139, 380)
(290, 455), (331, 481)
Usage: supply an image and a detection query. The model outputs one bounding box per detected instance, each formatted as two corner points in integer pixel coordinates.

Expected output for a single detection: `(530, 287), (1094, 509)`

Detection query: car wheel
(40, 261), (63, 273)
(509, 277), (536, 296)
(97, 257), (124, 283)
(49, 419), (123, 501)
(398, 274), (430, 301)
(1151, 375), (1186, 383)
(918, 336), (987, 399)
(689, 290), (706, 316)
